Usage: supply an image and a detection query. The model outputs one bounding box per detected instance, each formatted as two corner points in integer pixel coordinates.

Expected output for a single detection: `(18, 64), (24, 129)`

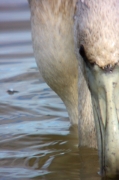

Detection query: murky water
(0, 1), (101, 180)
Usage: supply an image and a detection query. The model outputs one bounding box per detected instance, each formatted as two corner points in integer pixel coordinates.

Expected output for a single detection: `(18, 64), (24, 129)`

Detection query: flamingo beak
(85, 63), (119, 178)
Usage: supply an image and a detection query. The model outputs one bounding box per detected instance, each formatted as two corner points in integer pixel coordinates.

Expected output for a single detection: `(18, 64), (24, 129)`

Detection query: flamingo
(28, 0), (119, 178)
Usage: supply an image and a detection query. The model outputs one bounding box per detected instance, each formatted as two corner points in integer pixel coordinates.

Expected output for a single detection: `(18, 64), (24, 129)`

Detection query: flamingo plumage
(28, 0), (119, 178)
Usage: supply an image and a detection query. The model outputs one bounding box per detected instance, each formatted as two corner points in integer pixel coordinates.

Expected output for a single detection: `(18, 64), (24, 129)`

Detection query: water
(0, 1), (100, 179)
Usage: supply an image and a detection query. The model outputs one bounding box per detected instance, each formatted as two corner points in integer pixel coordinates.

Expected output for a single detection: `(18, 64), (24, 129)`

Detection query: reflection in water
(0, 0), (100, 179)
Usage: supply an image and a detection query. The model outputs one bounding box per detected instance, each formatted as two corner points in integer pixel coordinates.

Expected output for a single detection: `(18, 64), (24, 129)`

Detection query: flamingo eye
(103, 64), (116, 73)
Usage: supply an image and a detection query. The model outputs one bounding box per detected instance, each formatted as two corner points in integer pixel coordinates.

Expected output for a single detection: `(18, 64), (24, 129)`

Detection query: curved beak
(85, 63), (119, 178)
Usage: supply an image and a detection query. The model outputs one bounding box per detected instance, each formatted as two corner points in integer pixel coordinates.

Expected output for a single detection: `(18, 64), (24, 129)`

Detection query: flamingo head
(75, 0), (119, 178)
